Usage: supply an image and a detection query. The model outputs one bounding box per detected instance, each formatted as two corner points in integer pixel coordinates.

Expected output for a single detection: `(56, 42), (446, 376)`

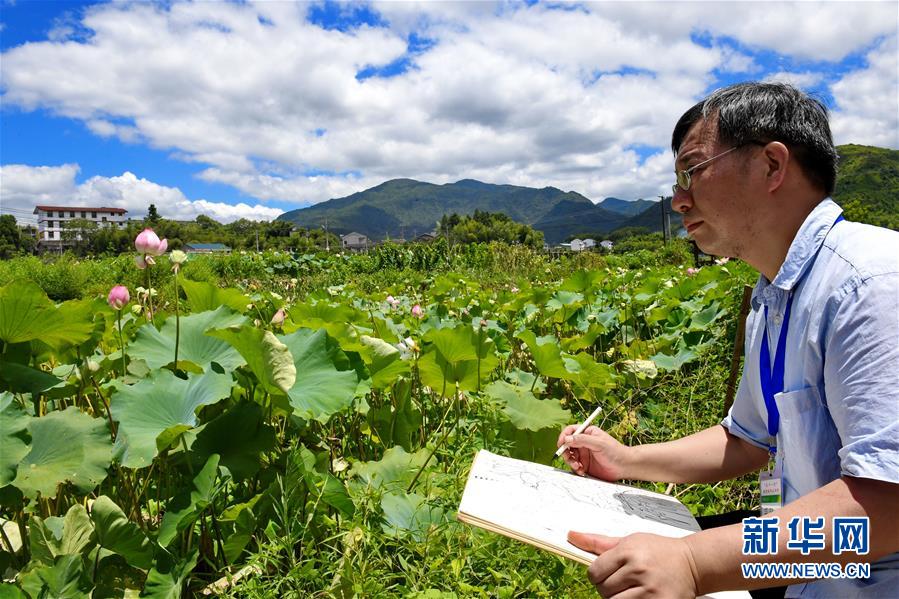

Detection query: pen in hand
(555, 404), (603, 458)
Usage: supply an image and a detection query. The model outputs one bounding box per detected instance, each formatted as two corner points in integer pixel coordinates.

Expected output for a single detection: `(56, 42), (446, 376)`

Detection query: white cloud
(0, 1), (896, 209)
(0, 164), (282, 223)
(763, 71), (825, 90)
(830, 37), (899, 149)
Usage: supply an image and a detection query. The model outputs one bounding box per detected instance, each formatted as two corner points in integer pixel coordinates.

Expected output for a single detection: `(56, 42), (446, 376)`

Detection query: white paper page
(458, 451), (752, 599)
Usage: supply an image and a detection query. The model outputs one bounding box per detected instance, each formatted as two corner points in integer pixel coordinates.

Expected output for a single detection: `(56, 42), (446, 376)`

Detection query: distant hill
(276, 144), (897, 243)
(277, 179), (631, 244)
(833, 144), (898, 230)
(599, 197), (657, 217)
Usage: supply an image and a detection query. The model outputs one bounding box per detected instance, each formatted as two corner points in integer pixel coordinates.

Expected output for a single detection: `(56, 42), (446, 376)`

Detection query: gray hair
(671, 82), (838, 195)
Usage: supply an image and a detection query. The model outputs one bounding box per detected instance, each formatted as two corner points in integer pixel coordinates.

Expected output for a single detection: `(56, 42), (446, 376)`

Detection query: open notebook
(457, 450), (751, 599)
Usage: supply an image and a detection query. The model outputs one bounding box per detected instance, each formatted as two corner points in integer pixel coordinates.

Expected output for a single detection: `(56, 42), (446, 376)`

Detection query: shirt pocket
(775, 386), (842, 501)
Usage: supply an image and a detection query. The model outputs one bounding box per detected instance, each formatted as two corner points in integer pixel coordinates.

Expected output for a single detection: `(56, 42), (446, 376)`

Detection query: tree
(61, 218), (99, 255)
(0, 214), (20, 258)
(146, 204), (161, 224)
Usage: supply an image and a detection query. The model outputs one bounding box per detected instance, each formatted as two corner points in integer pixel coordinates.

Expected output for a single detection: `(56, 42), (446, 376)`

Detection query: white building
(33, 205), (128, 247)
(569, 238), (596, 252)
(340, 232), (369, 250)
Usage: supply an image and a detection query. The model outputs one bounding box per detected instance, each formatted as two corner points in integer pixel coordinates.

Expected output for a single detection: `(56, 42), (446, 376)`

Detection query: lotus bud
(271, 308), (286, 327)
(107, 285), (130, 310)
(686, 267), (699, 276)
(169, 249), (187, 272)
(135, 228), (168, 256)
(411, 304), (423, 318)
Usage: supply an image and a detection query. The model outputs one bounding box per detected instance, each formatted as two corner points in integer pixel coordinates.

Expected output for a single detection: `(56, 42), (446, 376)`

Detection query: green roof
(184, 243), (230, 250)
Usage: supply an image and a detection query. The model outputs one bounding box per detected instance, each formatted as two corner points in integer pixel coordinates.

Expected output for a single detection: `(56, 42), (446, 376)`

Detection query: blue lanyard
(759, 295), (794, 449)
(759, 214), (844, 452)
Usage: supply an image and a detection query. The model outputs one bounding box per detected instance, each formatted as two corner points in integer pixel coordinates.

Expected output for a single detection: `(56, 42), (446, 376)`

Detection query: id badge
(759, 460), (783, 515)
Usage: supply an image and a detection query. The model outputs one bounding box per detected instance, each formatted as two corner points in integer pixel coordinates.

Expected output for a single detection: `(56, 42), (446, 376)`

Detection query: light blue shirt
(722, 198), (899, 598)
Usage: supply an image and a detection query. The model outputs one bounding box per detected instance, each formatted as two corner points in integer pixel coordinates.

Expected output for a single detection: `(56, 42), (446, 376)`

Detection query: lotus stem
(117, 309), (126, 377)
(174, 269), (180, 368)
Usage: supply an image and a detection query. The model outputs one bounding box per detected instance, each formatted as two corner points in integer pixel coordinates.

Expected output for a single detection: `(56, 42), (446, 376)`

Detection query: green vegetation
(833, 144), (899, 230)
(438, 210), (544, 248)
(0, 241), (757, 597)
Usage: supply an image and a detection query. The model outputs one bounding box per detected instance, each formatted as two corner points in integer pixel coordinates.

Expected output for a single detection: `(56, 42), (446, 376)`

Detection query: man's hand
(557, 425), (631, 481)
(567, 531), (700, 598)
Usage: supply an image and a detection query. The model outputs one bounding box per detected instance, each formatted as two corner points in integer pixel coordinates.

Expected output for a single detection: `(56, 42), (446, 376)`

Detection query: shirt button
(773, 313), (783, 325)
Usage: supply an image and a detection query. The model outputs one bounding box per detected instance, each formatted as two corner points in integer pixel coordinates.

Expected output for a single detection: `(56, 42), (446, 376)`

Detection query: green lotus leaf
(423, 326), (478, 363)
(560, 270), (604, 296)
(180, 279), (251, 313)
(516, 330), (570, 379)
(30, 554), (90, 599)
(349, 446), (430, 493)
(186, 402), (276, 482)
(0, 280), (95, 349)
(484, 381), (570, 432)
(288, 445), (354, 518)
(158, 454), (220, 547)
(110, 369), (233, 468)
(0, 392), (30, 487)
(0, 582), (28, 598)
(359, 335), (410, 390)
(651, 347), (699, 371)
(279, 328), (358, 423)
(12, 407), (112, 499)
(26, 504), (95, 570)
(287, 302), (369, 352)
(128, 306), (246, 372)
(687, 302), (724, 331)
(141, 548), (198, 599)
(91, 495), (154, 570)
(380, 492), (446, 541)
(27, 515), (63, 566)
(418, 324), (498, 393)
(562, 352), (619, 397)
(0, 361), (63, 395)
(207, 325), (296, 394)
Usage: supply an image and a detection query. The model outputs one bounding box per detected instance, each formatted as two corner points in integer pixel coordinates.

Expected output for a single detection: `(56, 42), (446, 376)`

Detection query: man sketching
(558, 82), (899, 598)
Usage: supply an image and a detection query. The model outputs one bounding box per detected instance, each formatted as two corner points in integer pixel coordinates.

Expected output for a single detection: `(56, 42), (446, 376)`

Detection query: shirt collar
(751, 198), (843, 308)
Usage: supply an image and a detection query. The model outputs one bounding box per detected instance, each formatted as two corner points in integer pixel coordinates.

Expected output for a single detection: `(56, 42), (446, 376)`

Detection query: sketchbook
(457, 450), (751, 599)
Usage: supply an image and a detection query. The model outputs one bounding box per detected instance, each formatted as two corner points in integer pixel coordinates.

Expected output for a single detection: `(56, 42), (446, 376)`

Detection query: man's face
(671, 119), (759, 258)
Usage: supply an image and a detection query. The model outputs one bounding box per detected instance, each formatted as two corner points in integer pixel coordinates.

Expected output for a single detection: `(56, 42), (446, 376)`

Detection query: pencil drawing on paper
(461, 450), (701, 541)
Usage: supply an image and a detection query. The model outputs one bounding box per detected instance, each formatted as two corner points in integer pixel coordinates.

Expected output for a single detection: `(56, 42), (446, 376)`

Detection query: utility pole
(255, 224), (260, 252)
(659, 195), (671, 244)
(323, 218), (330, 252)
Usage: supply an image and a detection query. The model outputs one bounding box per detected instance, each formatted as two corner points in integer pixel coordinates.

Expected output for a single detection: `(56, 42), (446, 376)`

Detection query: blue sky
(2, 1), (896, 224)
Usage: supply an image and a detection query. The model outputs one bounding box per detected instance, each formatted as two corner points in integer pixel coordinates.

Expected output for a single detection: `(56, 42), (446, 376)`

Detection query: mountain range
(277, 144), (897, 242)
(277, 179), (664, 244)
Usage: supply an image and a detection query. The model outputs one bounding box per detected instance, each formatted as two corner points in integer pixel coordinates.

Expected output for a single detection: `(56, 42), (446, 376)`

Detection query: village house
(32, 205), (127, 250)
(183, 242), (232, 254)
(340, 232), (369, 250)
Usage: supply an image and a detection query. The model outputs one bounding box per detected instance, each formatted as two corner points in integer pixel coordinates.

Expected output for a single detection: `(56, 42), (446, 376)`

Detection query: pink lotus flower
(270, 308), (286, 327)
(411, 304), (424, 318)
(386, 295), (400, 309)
(107, 285), (130, 310)
(135, 228), (168, 256)
(686, 267), (700, 276)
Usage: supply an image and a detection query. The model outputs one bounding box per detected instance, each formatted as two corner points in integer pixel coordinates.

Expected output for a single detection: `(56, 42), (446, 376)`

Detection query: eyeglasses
(672, 146), (741, 196)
